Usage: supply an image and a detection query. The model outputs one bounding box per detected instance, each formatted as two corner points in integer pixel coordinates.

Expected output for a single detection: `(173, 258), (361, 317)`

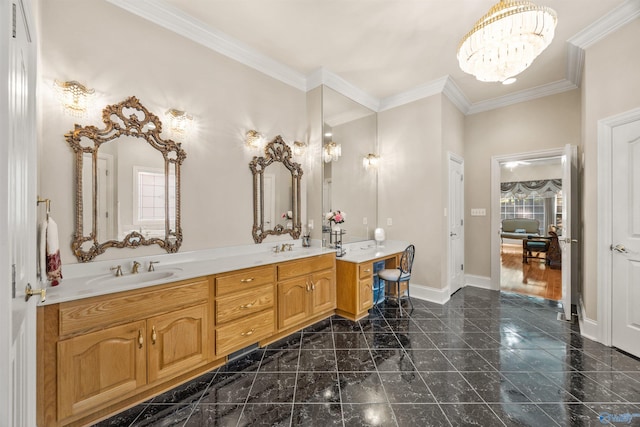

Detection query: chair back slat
(399, 244), (415, 274)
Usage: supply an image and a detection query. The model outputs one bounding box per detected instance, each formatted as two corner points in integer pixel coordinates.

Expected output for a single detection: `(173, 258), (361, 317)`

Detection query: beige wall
(581, 18), (640, 319)
(378, 95), (444, 289)
(38, 0), (307, 264)
(464, 90), (581, 278)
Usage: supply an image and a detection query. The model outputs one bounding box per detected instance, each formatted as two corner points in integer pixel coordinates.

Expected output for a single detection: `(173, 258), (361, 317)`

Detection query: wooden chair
(523, 231), (559, 265)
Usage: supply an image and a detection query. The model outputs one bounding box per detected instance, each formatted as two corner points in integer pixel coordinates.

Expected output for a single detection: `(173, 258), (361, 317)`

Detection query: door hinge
(105, 169), (109, 176)
(12, 264), (16, 298)
(12, 3), (17, 38)
(105, 211), (109, 218)
(460, 264), (464, 271)
(460, 219), (463, 226)
(460, 174), (464, 181)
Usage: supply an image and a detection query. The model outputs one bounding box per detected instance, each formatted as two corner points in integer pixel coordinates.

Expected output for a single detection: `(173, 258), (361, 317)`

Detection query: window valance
(501, 179), (562, 199)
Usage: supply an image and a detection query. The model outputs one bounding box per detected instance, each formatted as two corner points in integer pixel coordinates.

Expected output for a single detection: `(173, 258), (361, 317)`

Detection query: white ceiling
(108, 0), (638, 114)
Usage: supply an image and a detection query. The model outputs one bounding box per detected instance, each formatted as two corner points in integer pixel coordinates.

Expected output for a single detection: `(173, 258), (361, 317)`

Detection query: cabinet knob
(241, 328), (255, 337)
(151, 326), (157, 344)
(138, 330), (144, 348)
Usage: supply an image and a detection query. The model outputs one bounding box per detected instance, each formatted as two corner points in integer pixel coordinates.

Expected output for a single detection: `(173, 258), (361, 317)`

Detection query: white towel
(39, 217), (62, 286)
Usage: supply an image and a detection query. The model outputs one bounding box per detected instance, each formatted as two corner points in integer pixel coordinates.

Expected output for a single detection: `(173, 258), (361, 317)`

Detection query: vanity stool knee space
(378, 244), (415, 310)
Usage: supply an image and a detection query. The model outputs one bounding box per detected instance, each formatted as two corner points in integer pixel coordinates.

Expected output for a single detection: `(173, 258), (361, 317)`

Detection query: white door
(561, 145), (578, 321)
(611, 119), (640, 357)
(448, 154), (464, 294)
(1, 0), (38, 425)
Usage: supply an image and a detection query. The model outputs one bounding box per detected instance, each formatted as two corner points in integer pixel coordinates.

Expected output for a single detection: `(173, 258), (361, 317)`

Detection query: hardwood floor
(500, 243), (562, 301)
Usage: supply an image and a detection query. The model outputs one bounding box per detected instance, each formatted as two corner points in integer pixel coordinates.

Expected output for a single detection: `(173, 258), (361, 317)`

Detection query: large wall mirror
(250, 136), (303, 243)
(322, 86), (378, 243)
(66, 96), (186, 262)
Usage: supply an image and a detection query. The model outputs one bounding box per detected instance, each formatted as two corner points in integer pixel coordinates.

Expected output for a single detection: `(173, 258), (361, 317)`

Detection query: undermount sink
(86, 268), (183, 287)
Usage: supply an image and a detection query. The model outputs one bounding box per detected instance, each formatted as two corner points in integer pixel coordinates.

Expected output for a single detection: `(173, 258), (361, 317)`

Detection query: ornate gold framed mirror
(66, 96), (187, 262)
(249, 136), (303, 243)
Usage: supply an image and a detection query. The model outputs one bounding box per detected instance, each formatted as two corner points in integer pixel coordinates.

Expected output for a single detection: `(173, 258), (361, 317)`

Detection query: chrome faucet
(131, 261), (141, 274)
(110, 265), (123, 277)
(148, 261), (159, 272)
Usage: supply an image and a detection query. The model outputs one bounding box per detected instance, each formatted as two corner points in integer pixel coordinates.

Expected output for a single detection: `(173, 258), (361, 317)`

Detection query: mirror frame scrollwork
(66, 96), (187, 262)
(249, 136), (303, 243)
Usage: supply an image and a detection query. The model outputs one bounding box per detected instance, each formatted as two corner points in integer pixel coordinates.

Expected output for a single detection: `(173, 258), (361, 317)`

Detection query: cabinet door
(147, 304), (210, 384)
(58, 321), (147, 420)
(278, 277), (310, 330)
(310, 270), (336, 315)
(359, 278), (373, 312)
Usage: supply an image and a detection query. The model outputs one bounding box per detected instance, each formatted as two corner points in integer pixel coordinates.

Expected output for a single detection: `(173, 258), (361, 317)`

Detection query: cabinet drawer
(59, 279), (210, 337)
(216, 285), (274, 324)
(215, 310), (274, 356)
(277, 254), (334, 280)
(359, 263), (373, 279)
(215, 265), (274, 296)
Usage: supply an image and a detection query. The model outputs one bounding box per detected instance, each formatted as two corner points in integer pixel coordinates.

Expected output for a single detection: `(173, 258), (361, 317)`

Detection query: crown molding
(466, 79), (578, 115)
(308, 68), (380, 112)
(568, 0), (640, 50)
(108, 0), (638, 116)
(106, 0), (307, 91)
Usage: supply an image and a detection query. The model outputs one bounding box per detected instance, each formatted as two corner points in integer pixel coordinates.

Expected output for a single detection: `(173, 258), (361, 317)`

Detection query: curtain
(501, 179), (562, 199)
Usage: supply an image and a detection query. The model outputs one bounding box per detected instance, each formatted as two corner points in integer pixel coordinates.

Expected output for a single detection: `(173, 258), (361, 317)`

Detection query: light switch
(363, 217), (368, 225)
(308, 219), (314, 230)
(387, 218), (393, 226)
(470, 208), (486, 216)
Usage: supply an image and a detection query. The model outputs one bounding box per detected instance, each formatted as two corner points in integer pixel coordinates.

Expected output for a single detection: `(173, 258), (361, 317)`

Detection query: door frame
(447, 152), (464, 295)
(596, 106), (640, 347)
(490, 148), (566, 290)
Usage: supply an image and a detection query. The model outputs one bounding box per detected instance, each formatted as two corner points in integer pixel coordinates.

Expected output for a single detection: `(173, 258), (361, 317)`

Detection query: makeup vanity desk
(335, 240), (409, 320)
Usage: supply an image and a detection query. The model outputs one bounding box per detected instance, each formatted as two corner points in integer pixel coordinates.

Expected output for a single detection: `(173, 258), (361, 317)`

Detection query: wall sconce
(53, 80), (95, 117)
(293, 141), (307, 156)
(245, 130), (264, 149)
(323, 141), (342, 163)
(363, 153), (380, 170)
(165, 109), (194, 138)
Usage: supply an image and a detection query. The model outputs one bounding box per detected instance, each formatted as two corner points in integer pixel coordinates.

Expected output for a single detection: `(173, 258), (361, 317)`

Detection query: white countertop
(336, 240), (410, 263)
(40, 240), (409, 306)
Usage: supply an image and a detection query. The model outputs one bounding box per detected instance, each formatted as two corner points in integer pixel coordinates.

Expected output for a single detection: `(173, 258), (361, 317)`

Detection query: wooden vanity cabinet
(214, 265), (276, 356)
(336, 255), (400, 320)
(276, 254), (336, 331)
(38, 277), (219, 427)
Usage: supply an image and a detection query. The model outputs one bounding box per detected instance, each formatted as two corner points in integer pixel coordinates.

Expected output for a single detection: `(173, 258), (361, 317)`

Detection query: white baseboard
(578, 297), (600, 342)
(465, 274), (494, 290)
(410, 283), (450, 305)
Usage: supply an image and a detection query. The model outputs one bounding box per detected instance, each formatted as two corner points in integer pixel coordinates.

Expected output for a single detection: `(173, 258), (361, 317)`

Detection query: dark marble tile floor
(94, 287), (640, 426)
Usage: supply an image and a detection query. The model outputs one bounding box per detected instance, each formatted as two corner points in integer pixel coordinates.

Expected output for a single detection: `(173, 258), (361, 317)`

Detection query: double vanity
(36, 241), (408, 427)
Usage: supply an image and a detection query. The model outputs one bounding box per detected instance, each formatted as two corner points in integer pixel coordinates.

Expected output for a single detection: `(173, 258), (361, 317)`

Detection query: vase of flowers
(325, 210), (345, 232)
(282, 211), (293, 229)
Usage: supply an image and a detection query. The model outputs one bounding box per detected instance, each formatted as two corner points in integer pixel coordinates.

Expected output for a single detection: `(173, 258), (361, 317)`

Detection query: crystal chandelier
(457, 0), (557, 83)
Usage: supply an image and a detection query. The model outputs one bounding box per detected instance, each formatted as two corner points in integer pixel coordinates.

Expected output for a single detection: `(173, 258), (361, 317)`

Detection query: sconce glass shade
(54, 80), (95, 117)
(363, 153), (380, 170)
(165, 109), (193, 137)
(457, 0), (557, 83)
(293, 141), (307, 156)
(245, 130), (264, 149)
(323, 141), (342, 163)
(374, 228), (385, 246)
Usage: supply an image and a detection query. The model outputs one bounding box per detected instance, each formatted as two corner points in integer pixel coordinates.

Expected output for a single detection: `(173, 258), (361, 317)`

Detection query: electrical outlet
(387, 218), (393, 226)
(363, 217), (368, 225)
(308, 219), (314, 230)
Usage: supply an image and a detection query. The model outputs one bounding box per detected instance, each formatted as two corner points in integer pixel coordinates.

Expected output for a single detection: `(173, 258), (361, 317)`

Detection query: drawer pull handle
(138, 330), (144, 348)
(364, 269), (371, 273)
(240, 277), (255, 283)
(239, 300), (256, 309)
(311, 281), (316, 291)
(151, 326), (157, 345)
(241, 328), (255, 337)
